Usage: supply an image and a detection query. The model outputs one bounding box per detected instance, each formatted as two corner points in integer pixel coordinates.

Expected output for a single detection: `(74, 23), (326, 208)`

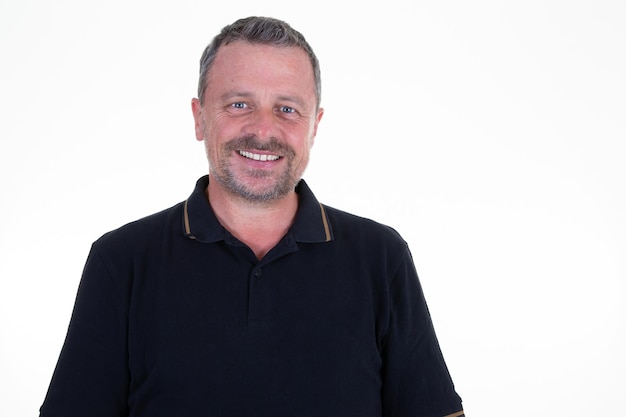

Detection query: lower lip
(239, 154), (281, 167)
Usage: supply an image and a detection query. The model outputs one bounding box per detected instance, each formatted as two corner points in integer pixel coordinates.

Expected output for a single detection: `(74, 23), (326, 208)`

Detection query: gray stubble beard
(209, 136), (300, 204)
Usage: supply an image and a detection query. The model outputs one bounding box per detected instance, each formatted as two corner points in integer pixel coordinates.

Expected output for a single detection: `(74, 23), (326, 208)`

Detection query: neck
(206, 181), (299, 260)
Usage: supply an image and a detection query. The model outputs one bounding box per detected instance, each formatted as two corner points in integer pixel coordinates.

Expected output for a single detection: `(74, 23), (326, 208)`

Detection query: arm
(40, 244), (130, 417)
(381, 248), (464, 417)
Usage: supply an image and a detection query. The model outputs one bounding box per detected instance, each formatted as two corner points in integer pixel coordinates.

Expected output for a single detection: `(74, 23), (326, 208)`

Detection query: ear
(191, 98), (205, 141)
(310, 107), (324, 147)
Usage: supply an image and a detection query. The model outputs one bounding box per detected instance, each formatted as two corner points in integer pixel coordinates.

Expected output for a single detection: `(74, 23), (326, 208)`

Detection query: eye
(231, 102), (247, 109)
(279, 105), (296, 114)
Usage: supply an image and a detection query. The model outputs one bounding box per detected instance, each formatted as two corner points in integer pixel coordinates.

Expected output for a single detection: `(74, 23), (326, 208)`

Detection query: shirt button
(254, 268), (262, 278)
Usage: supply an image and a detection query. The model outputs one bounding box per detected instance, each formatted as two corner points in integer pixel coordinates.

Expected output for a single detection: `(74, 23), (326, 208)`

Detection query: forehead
(212, 40), (312, 71)
(205, 41), (316, 101)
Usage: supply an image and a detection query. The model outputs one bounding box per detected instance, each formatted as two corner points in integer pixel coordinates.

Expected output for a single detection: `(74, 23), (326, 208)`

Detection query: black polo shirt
(40, 176), (463, 417)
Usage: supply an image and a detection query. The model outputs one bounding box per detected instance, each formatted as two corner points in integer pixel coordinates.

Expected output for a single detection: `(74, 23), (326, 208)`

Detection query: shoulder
(322, 204), (411, 266)
(91, 201), (184, 257)
(323, 204), (406, 244)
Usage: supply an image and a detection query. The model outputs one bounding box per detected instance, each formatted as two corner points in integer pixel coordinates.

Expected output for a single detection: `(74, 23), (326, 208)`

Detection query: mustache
(224, 135), (294, 157)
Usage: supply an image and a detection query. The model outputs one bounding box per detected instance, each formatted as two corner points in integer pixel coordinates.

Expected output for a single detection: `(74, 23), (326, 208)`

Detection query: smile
(239, 150), (281, 162)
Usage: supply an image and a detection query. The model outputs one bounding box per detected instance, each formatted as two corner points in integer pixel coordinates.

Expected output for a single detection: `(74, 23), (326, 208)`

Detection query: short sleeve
(40, 244), (130, 417)
(380, 248), (463, 417)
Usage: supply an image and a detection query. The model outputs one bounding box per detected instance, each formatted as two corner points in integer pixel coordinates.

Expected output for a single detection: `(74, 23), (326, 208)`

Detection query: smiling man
(191, 38), (324, 260)
(40, 16), (464, 417)
(194, 41), (321, 204)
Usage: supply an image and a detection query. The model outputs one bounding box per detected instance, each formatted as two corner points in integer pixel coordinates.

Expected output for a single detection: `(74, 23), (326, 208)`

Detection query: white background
(1, 1), (625, 416)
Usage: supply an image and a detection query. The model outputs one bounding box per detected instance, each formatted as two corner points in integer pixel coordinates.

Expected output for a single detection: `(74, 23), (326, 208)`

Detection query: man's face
(192, 41), (323, 203)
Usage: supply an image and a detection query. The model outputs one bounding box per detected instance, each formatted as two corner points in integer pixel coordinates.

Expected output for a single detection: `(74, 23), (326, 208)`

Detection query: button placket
(248, 264), (270, 323)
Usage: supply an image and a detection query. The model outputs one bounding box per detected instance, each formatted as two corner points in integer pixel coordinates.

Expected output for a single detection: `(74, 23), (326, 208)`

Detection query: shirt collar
(183, 175), (333, 244)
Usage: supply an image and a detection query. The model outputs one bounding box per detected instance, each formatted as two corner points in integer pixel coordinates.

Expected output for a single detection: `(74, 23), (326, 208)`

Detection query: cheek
(296, 142), (312, 166)
(210, 118), (244, 145)
(205, 138), (221, 158)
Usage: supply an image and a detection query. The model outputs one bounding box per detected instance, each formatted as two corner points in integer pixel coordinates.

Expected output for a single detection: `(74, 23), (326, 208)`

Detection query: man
(40, 16), (464, 417)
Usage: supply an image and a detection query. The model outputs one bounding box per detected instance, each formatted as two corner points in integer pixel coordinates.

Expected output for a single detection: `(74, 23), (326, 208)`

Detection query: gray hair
(197, 16), (321, 108)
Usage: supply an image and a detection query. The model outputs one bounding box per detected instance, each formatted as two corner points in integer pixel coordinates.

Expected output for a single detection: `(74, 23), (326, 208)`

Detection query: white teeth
(239, 151), (280, 161)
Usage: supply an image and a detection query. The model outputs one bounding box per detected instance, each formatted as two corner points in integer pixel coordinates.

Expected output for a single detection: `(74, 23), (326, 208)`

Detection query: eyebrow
(277, 95), (307, 108)
(220, 91), (253, 102)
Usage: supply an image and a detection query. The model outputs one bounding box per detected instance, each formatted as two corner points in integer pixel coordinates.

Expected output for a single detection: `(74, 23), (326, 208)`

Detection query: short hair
(197, 16), (321, 108)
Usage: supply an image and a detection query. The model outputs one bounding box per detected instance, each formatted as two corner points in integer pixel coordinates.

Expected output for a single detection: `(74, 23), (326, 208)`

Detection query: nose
(243, 107), (280, 140)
